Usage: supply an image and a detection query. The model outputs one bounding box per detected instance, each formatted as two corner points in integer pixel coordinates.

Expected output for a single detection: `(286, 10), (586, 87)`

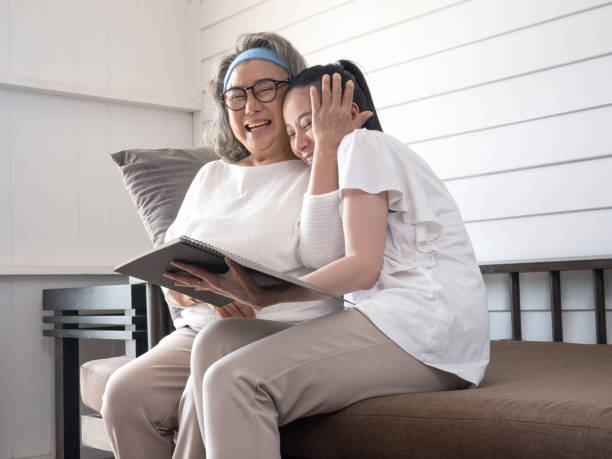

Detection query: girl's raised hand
(310, 73), (373, 153)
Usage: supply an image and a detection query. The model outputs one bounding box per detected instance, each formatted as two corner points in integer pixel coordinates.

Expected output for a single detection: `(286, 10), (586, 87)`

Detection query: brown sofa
(81, 338), (612, 458)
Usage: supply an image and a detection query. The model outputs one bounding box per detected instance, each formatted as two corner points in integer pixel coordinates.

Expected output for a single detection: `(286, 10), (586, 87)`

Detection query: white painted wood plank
(0, 278), (13, 458)
(483, 273), (509, 311)
(561, 270), (596, 310)
(41, 94), (80, 266)
(200, 0), (263, 29)
(41, 0), (77, 84)
(108, 104), (152, 263)
(489, 311), (512, 340)
(0, 0), (8, 74)
(12, 277), (54, 457)
(200, 0), (347, 59)
(76, 0), (108, 89)
(446, 156), (612, 222)
(10, 0), (44, 79)
(411, 105), (612, 180)
(305, 0), (609, 73)
(562, 310), (597, 343)
(606, 270), (611, 316)
(107, 0), (139, 93)
(521, 311), (553, 342)
(0, 89), (10, 265)
(10, 89), (47, 265)
(167, 110), (194, 148)
(380, 54), (612, 143)
(77, 99), (112, 266)
(138, 107), (168, 148)
(165, 0), (192, 104)
(467, 209), (612, 262)
(519, 273), (550, 311)
(281, 0), (459, 59)
(137, 0), (165, 98)
(367, 4), (612, 110)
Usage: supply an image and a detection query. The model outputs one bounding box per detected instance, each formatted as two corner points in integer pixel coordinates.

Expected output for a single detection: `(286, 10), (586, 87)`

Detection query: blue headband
(223, 48), (290, 91)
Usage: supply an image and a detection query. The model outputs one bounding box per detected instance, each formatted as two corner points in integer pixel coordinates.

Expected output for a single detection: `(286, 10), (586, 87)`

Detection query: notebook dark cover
(114, 236), (343, 306)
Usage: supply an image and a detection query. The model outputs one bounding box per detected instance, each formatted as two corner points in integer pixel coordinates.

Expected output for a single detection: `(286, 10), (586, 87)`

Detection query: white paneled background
(199, 0), (612, 346)
(1, 0), (612, 457)
(0, 0), (199, 457)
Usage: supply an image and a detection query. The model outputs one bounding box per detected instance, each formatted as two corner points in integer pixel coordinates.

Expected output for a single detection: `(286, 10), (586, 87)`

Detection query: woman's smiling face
(225, 59), (292, 161)
(283, 87), (315, 166)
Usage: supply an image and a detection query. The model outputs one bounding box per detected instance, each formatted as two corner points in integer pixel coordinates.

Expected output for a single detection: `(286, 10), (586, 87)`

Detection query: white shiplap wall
(0, 1), (200, 457)
(199, 0), (612, 343)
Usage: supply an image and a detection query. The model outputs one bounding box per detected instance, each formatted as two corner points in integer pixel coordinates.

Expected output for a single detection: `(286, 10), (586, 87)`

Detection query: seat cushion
(80, 356), (133, 413)
(80, 341), (612, 458)
(280, 340), (612, 459)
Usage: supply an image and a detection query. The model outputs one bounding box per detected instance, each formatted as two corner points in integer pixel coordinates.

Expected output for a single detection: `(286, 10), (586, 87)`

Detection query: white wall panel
(200, 0), (348, 59)
(0, 0), (9, 74)
(521, 311), (553, 342)
(466, 209), (612, 262)
(368, 4), (612, 109)
(77, 99), (112, 266)
(42, 0), (77, 84)
(165, 0), (194, 104)
(281, 0), (459, 59)
(380, 54), (612, 143)
(42, 94), (80, 266)
(484, 273), (509, 310)
(489, 311), (512, 340)
(76, 0), (108, 89)
(519, 273), (550, 311)
(167, 110), (195, 148)
(411, 105), (612, 180)
(305, 0), (609, 72)
(10, 0), (44, 79)
(137, 0), (165, 98)
(0, 278), (13, 458)
(0, 89), (10, 266)
(10, 90), (47, 265)
(107, 0), (139, 93)
(562, 310), (597, 344)
(446, 157), (612, 222)
(201, 0), (263, 28)
(12, 276), (54, 457)
(561, 270), (596, 310)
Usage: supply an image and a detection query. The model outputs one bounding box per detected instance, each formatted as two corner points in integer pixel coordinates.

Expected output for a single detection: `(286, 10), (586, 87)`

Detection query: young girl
(167, 61), (490, 459)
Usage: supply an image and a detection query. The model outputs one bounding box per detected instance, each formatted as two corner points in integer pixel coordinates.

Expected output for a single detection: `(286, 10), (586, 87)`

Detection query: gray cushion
(111, 147), (218, 246)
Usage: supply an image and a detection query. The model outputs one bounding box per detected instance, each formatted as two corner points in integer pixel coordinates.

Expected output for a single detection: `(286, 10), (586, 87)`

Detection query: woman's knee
(101, 360), (151, 422)
(190, 318), (251, 375)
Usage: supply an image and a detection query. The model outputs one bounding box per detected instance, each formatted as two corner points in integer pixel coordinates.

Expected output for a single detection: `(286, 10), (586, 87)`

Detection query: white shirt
(338, 129), (490, 385)
(164, 158), (344, 329)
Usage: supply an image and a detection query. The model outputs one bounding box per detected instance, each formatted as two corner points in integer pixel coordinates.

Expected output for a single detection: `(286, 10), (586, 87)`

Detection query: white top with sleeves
(337, 129), (490, 385)
(163, 158), (344, 330)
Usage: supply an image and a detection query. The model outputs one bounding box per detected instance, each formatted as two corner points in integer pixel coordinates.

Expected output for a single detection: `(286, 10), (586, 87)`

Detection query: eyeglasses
(221, 78), (289, 111)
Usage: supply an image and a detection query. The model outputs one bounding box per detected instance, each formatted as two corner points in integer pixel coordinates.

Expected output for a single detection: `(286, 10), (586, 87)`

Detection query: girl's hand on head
(310, 73), (372, 153)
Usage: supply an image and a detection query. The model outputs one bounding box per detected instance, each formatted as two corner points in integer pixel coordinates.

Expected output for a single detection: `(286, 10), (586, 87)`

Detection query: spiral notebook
(114, 236), (344, 306)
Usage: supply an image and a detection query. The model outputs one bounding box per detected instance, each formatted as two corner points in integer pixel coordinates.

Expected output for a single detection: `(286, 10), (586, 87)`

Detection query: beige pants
(101, 326), (205, 459)
(102, 309), (467, 459)
(187, 309), (468, 459)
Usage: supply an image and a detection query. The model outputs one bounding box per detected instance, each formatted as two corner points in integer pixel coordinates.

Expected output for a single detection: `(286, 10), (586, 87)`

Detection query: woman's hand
(163, 258), (264, 315)
(310, 73), (372, 155)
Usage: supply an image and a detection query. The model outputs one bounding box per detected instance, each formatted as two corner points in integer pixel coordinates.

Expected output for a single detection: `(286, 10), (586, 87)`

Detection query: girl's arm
(166, 187), (388, 308)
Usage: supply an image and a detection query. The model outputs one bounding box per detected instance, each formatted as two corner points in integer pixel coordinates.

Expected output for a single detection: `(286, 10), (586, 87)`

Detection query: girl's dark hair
(287, 60), (383, 132)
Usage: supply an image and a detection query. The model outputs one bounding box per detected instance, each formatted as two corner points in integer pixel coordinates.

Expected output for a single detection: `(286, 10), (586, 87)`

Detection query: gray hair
(204, 32), (307, 162)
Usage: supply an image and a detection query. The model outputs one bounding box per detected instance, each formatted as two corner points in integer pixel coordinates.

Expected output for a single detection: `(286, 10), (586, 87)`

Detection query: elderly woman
(101, 33), (344, 459)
